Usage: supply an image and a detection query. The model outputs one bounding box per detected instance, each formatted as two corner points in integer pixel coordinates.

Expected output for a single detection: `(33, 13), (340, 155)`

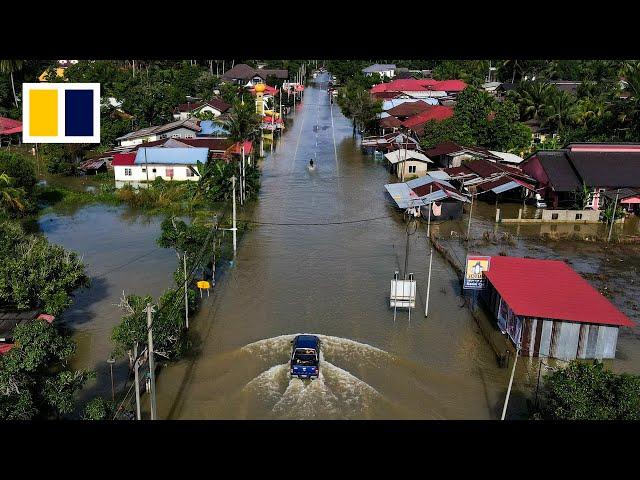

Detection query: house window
(186, 168), (194, 177)
(166, 168), (174, 178)
(575, 213), (582, 220)
(408, 165), (417, 174)
(124, 168), (132, 176)
(141, 168), (146, 172)
(152, 168), (157, 173)
(552, 213), (559, 220)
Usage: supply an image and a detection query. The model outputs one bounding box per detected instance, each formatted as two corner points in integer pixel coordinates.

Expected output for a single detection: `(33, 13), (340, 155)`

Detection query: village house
(221, 64), (288, 86)
(425, 141), (503, 168)
(371, 79), (467, 101)
(112, 147), (208, 184)
(603, 188), (640, 214)
(400, 105), (454, 139)
(172, 99), (231, 120)
(480, 256), (634, 360)
(130, 137), (234, 160)
(361, 131), (421, 155)
(115, 119), (201, 147)
(384, 148), (433, 180)
(362, 64), (396, 79)
(521, 143), (640, 209)
(385, 174), (469, 219)
(0, 116), (22, 146)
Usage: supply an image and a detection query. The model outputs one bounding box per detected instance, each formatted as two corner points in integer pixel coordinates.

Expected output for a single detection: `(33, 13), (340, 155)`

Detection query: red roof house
(481, 256), (634, 360)
(0, 117), (22, 135)
(111, 152), (137, 166)
(401, 106), (454, 136)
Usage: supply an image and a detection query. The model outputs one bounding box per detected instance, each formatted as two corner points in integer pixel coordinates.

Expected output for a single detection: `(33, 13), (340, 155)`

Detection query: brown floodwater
(39, 205), (178, 405)
(153, 74), (521, 419)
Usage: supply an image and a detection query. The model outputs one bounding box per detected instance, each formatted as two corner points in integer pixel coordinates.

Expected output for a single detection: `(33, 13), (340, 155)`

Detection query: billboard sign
(463, 255), (491, 290)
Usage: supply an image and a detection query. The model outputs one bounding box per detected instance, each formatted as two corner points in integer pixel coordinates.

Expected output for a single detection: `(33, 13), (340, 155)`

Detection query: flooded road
(155, 74), (514, 419)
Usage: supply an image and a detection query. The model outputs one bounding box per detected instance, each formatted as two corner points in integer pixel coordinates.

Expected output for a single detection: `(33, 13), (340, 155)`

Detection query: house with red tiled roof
(0, 117), (22, 146)
(371, 79), (467, 100)
(400, 106), (454, 138)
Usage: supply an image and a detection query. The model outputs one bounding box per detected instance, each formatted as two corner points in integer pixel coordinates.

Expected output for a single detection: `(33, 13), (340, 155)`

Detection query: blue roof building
(134, 147), (209, 165)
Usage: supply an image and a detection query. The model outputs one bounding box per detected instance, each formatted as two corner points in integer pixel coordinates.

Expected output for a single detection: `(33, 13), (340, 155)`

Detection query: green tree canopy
(537, 360), (640, 420)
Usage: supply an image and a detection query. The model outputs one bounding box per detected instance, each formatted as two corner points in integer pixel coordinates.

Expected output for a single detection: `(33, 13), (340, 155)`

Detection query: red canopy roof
(111, 152), (137, 166)
(484, 256), (634, 327)
(0, 117), (22, 135)
(371, 79), (467, 94)
(0, 343), (14, 355)
(401, 106), (454, 129)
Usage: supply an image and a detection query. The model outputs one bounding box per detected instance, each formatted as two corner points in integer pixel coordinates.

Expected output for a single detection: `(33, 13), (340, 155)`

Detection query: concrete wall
(114, 164), (199, 183)
(541, 209), (601, 223)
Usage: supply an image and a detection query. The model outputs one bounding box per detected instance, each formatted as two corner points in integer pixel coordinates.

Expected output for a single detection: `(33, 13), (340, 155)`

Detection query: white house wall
(114, 164), (200, 183)
(396, 161), (430, 179)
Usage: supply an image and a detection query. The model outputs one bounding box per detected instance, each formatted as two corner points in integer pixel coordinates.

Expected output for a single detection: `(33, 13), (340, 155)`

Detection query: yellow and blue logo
(22, 83), (100, 143)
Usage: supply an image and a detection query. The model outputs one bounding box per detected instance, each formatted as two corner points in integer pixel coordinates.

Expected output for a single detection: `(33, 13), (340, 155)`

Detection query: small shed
(480, 256), (634, 360)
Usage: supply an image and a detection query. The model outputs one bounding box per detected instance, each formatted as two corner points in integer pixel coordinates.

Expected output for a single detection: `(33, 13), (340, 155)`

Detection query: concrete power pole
(501, 345), (520, 420)
(231, 176), (237, 256)
(133, 342), (141, 420)
(607, 189), (620, 243)
(183, 252), (189, 329)
(425, 185), (433, 317)
(144, 303), (157, 420)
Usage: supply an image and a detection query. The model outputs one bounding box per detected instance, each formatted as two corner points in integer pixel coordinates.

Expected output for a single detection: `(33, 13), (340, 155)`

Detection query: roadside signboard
(463, 255), (491, 290)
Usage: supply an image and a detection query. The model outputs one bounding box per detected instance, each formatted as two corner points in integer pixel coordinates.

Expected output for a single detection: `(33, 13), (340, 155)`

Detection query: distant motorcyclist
(309, 159), (314, 168)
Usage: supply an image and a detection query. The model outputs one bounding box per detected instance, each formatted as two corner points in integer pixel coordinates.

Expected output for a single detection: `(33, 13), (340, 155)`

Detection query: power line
(236, 214), (395, 226)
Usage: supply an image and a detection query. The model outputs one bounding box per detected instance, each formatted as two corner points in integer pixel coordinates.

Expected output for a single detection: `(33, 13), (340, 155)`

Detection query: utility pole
(231, 175), (237, 256)
(501, 344), (520, 420)
(466, 191), (474, 242)
(241, 145), (246, 205)
(144, 303), (157, 420)
(425, 186), (433, 318)
(133, 342), (141, 420)
(183, 252), (189, 329)
(607, 189), (620, 243)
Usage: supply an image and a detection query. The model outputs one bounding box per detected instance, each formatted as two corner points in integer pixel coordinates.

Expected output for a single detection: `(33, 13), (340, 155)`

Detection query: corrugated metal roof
(485, 256), (634, 327)
(384, 149), (432, 165)
(134, 148), (208, 165)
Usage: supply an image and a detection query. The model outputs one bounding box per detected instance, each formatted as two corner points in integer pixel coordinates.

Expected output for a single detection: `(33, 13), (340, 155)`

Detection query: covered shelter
(384, 175), (469, 219)
(481, 256), (634, 360)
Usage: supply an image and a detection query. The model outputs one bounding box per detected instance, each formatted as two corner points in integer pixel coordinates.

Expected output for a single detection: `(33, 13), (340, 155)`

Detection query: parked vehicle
(290, 334), (321, 379)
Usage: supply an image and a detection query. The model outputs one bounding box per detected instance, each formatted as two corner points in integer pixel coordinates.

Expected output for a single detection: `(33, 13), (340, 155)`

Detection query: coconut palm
(0, 60), (23, 108)
(509, 80), (555, 122)
(224, 99), (261, 144)
(0, 173), (25, 214)
(544, 90), (577, 130)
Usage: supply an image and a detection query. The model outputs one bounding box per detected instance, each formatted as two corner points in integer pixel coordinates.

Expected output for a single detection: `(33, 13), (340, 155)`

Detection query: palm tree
(0, 60), (23, 108)
(0, 173), (25, 214)
(544, 90), (577, 130)
(224, 99), (261, 143)
(509, 80), (555, 122)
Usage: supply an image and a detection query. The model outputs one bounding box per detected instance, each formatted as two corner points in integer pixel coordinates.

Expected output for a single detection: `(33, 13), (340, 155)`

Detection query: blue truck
(290, 335), (321, 379)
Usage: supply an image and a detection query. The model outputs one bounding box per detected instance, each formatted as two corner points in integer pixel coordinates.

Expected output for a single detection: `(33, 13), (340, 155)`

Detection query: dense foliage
(0, 319), (92, 419)
(420, 87), (532, 153)
(0, 221), (88, 315)
(536, 360), (640, 420)
(0, 151), (38, 217)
